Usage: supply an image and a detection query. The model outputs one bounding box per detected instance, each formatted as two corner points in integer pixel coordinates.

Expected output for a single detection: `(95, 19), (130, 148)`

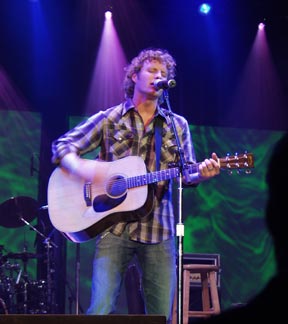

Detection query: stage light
(258, 18), (266, 31)
(258, 22), (265, 30)
(105, 4), (113, 20)
(105, 10), (112, 20)
(199, 3), (212, 15)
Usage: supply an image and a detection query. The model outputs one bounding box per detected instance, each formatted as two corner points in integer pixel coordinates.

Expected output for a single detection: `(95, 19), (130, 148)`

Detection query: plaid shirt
(52, 99), (196, 243)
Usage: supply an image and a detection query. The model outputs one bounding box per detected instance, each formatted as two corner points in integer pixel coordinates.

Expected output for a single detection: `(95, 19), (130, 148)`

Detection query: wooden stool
(172, 264), (221, 324)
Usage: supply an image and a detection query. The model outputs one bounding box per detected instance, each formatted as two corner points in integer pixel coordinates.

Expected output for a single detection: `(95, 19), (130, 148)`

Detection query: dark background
(0, 0), (287, 130)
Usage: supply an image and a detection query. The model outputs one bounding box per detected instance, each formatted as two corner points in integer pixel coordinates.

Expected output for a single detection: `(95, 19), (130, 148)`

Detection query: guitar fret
(127, 168), (181, 188)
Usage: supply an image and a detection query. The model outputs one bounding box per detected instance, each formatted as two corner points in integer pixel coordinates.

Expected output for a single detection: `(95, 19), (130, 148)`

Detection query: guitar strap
(155, 117), (163, 171)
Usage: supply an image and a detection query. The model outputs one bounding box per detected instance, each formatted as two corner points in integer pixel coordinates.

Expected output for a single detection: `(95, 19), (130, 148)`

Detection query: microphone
(154, 79), (176, 90)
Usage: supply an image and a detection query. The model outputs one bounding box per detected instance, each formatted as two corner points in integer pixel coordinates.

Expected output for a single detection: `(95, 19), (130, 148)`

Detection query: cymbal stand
(19, 216), (58, 314)
(18, 216), (58, 249)
(43, 237), (53, 313)
(75, 243), (80, 315)
(19, 243), (29, 314)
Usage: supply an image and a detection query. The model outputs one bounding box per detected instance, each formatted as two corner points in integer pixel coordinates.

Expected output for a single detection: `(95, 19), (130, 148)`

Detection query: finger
(204, 159), (214, 171)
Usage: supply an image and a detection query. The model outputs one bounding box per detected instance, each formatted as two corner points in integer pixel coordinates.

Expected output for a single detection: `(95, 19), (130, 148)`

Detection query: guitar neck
(126, 152), (254, 189)
(127, 163), (199, 189)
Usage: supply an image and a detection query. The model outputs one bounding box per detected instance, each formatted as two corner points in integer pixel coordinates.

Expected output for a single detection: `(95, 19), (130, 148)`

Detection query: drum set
(0, 196), (56, 315)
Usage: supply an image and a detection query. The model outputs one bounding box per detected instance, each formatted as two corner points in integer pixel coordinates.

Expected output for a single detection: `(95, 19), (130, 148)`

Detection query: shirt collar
(122, 99), (170, 124)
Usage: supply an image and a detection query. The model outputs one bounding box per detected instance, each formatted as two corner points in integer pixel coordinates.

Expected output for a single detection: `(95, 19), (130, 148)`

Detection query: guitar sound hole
(106, 175), (127, 198)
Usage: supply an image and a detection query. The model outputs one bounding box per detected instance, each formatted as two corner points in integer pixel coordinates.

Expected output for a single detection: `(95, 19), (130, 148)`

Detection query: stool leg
(201, 271), (210, 311)
(208, 271), (220, 313)
(182, 269), (191, 324)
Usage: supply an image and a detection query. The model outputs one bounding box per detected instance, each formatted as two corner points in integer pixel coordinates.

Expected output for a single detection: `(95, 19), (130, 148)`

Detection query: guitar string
(87, 154), (252, 193)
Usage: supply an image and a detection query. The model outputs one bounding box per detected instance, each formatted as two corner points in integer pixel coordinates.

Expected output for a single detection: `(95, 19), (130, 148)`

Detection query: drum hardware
(7, 245), (36, 314)
(6, 241), (54, 314)
(0, 259), (21, 314)
(0, 197), (58, 314)
(5, 247), (49, 314)
(0, 196), (43, 313)
(16, 268), (22, 285)
(5, 252), (43, 261)
(20, 214), (58, 313)
(0, 297), (8, 314)
(42, 237), (54, 313)
(15, 278), (48, 314)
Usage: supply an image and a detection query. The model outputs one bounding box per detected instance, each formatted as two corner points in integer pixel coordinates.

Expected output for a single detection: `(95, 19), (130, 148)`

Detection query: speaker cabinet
(0, 315), (166, 324)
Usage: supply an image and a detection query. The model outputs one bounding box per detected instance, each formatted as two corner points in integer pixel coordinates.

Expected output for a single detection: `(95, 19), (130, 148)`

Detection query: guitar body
(47, 156), (154, 242)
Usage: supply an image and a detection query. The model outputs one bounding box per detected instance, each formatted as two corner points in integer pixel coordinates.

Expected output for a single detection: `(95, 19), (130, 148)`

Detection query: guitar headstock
(219, 152), (254, 174)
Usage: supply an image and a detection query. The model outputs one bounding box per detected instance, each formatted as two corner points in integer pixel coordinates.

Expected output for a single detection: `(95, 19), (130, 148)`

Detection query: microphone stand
(75, 243), (80, 315)
(162, 89), (190, 324)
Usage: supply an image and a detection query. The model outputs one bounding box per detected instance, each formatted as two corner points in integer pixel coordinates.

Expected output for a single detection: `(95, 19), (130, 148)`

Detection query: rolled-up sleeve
(51, 113), (105, 165)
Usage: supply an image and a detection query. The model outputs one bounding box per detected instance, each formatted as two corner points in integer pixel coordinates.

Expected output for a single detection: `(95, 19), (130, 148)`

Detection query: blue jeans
(86, 227), (177, 323)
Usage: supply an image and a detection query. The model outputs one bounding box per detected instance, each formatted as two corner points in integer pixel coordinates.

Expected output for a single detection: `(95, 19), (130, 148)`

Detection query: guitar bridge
(84, 182), (92, 206)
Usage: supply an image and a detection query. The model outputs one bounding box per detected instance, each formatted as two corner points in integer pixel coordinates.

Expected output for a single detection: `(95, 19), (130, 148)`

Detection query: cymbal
(6, 251), (42, 260)
(0, 196), (39, 228)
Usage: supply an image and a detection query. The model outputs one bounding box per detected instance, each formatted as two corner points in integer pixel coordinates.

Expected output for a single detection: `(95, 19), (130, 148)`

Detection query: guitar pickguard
(93, 194), (126, 212)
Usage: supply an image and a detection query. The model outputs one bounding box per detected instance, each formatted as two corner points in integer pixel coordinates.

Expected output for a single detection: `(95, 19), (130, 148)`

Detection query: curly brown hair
(123, 48), (177, 99)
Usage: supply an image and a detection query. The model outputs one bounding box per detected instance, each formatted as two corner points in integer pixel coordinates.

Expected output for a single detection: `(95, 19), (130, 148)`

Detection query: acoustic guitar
(47, 153), (254, 243)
